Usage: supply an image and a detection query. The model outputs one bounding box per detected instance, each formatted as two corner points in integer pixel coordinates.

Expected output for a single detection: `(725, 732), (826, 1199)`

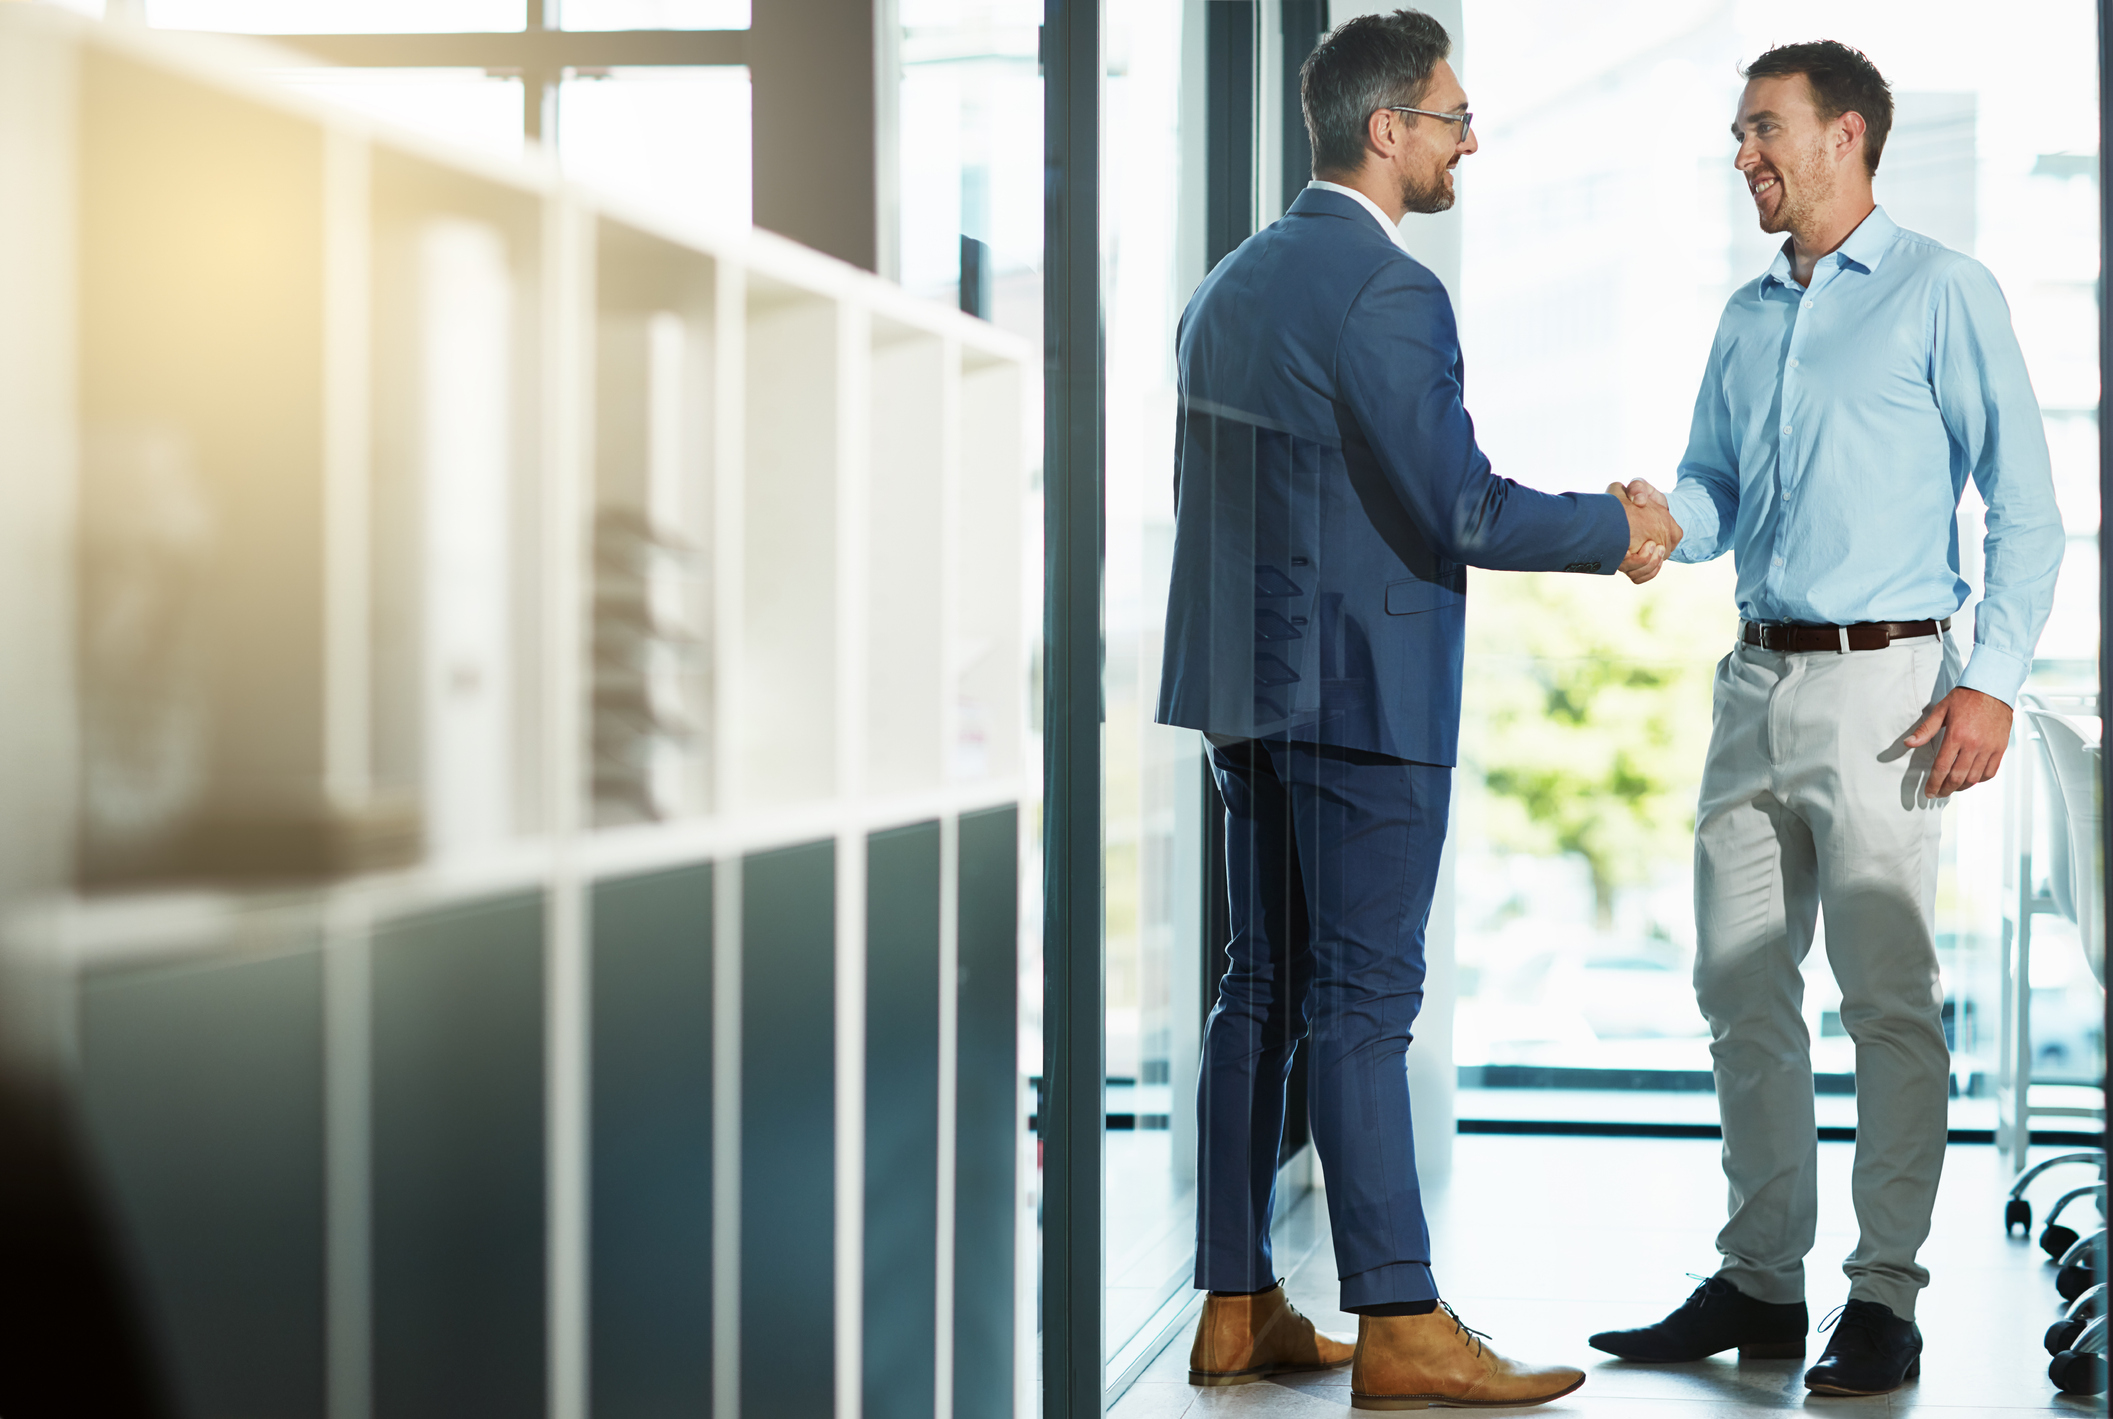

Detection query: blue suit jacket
(1155, 188), (1630, 765)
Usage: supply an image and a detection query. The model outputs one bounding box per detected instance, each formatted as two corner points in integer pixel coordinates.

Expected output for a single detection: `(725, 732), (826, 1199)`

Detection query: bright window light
(557, 0), (748, 28)
(146, 0), (526, 32)
(558, 67), (751, 236)
(266, 69), (525, 161)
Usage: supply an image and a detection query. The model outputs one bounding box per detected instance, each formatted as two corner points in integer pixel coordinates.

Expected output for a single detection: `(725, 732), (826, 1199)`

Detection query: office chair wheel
(2045, 1224), (2082, 1260)
(2050, 1350), (2108, 1395)
(2049, 1317), (2088, 1355)
(2010, 1198), (2034, 1236)
(2059, 1262), (2098, 1301)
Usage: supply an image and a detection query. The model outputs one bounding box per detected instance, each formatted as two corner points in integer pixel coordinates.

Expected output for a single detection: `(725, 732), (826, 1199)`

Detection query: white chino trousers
(1693, 631), (1960, 1320)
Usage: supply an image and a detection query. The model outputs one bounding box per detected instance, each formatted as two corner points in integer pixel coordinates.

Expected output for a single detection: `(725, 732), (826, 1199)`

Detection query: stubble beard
(1401, 163), (1454, 215)
(1757, 138), (1833, 237)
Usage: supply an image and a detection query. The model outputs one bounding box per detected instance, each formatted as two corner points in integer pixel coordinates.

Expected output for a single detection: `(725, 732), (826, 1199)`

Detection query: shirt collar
(1836, 204), (1898, 272)
(1305, 179), (1411, 251)
(1762, 204), (1899, 289)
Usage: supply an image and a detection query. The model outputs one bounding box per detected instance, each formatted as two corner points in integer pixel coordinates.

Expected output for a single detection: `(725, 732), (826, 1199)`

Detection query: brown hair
(1743, 40), (1895, 175)
(1300, 9), (1452, 177)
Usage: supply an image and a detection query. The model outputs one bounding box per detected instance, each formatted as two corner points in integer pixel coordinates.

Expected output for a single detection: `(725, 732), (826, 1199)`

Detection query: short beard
(1401, 165), (1454, 215)
(1758, 139), (1832, 236)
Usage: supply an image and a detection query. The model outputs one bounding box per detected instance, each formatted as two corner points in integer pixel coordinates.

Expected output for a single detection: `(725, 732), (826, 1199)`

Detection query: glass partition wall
(1094, 0), (1343, 1388)
(1099, 3), (1209, 1380)
(1062, 0), (2106, 1408)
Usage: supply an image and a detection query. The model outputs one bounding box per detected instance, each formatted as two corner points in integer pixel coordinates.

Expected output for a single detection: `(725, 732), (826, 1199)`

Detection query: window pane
(1452, 0), (2102, 1129)
(1099, 0), (1199, 1378)
(558, 0), (748, 28)
(265, 68), (525, 160)
(896, 6), (1041, 332)
(558, 68), (751, 235)
(146, 0), (526, 32)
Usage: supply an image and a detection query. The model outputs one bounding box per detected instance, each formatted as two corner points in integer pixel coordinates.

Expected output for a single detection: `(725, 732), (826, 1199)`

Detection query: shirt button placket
(1780, 287), (1807, 534)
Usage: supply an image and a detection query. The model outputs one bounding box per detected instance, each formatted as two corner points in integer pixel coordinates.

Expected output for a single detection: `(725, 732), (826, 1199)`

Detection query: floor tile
(1114, 1134), (2109, 1417)
(1572, 1357), (1808, 1408)
(1109, 1380), (1199, 1418)
(1893, 1407), (2106, 1417)
(1183, 1381), (1358, 1415)
(1136, 1333), (1197, 1385)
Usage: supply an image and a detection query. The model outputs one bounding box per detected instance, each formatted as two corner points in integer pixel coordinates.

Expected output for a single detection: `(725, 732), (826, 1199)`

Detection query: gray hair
(1299, 10), (1453, 178)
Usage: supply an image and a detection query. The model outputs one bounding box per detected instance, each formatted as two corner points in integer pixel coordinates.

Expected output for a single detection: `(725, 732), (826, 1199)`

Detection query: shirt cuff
(1958, 644), (2030, 706)
(1665, 486), (1715, 564)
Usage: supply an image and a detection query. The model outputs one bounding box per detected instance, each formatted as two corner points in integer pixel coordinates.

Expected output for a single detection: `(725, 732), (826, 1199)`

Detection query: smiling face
(1732, 74), (1841, 236)
(1387, 58), (1478, 214)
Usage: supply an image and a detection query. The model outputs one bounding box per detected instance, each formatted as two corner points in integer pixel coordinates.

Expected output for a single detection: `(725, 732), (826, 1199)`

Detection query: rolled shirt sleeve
(1931, 262), (2064, 705)
(1667, 333), (1739, 565)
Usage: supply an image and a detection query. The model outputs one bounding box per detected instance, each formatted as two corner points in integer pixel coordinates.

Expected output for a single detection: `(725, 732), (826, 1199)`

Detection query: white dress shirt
(1305, 179), (1410, 251)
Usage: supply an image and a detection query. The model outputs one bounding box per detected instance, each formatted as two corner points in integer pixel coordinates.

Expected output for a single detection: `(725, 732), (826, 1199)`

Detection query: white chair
(2001, 698), (2106, 1266)
(2029, 707), (2105, 987)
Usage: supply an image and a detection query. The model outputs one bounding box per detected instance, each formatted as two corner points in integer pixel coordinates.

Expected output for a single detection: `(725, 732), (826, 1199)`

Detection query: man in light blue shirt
(1588, 41), (2064, 1397)
(1656, 185), (2059, 721)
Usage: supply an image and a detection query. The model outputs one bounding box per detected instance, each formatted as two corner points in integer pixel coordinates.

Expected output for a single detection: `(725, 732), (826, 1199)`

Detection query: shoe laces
(1817, 1303), (1882, 1350)
(1437, 1300), (1491, 1360)
(1673, 1273), (1718, 1314)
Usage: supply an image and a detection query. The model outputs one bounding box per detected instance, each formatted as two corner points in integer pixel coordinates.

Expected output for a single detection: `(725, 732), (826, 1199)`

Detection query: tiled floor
(1111, 1134), (2107, 1417)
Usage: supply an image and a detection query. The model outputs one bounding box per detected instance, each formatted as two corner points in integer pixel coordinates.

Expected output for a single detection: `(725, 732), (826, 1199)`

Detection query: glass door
(1099, 2), (1206, 1378)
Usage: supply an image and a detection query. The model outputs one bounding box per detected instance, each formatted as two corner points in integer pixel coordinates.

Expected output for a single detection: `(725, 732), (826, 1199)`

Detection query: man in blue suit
(1164, 11), (1679, 1410)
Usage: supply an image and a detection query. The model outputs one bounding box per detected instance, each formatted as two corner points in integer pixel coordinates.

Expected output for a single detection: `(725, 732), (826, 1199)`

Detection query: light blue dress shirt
(1667, 205), (2063, 705)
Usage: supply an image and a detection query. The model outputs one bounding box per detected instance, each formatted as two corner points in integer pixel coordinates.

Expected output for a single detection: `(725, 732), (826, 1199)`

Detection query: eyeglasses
(1382, 105), (1473, 142)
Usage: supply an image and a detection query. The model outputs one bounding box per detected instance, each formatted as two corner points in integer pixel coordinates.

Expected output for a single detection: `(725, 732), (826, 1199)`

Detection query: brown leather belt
(1742, 618), (1950, 653)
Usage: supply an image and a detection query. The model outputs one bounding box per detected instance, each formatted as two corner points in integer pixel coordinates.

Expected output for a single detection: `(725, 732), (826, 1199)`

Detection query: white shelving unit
(0, 9), (1035, 1419)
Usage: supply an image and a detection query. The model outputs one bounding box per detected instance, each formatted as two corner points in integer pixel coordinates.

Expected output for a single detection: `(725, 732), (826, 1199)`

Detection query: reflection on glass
(558, 67), (752, 234)
(1101, 0), (1204, 1374)
(558, 0), (748, 28)
(892, 12), (1046, 1396)
(898, 1), (1042, 340)
(264, 68), (525, 159)
(1451, 0), (2102, 1127)
(146, 0), (526, 31)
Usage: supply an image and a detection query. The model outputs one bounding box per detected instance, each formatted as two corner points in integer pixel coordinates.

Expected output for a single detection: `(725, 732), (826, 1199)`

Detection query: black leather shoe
(1589, 1276), (1807, 1362)
(1803, 1300), (1921, 1395)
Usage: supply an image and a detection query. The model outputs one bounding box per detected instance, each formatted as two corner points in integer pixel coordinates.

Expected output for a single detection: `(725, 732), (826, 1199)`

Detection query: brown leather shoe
(1351, 1303), (1585, 1410)
(1187, 1282), (1354, 1386)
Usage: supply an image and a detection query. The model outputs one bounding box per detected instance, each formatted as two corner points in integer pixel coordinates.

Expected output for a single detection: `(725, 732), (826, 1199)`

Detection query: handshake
(1609, 479), (1683, 585)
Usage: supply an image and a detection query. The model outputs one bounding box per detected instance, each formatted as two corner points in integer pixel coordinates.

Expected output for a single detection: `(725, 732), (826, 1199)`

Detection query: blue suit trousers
(1195, 736), (1449, 1309)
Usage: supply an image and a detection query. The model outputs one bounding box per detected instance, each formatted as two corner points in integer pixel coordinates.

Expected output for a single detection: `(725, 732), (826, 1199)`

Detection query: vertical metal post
(2096, 0), (2110, 1161)
(1279, 0), (1322, 211)
(1197, 0), (1256, 1037)
(1042, 1), (1104, 1415)
(1203, 2), (1255, 271)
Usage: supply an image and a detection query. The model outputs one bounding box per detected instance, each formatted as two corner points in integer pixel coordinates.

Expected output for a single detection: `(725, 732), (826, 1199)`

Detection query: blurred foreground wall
(0, 9), (1033, 1418)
